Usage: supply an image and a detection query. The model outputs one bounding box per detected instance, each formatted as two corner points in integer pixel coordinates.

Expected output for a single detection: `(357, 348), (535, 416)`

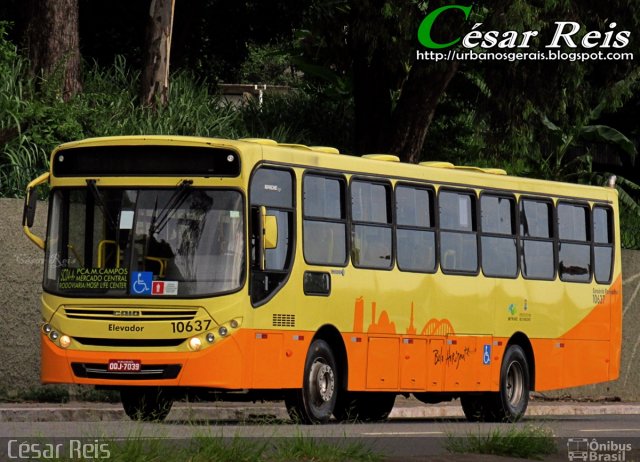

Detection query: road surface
(2, 400), (640, 460)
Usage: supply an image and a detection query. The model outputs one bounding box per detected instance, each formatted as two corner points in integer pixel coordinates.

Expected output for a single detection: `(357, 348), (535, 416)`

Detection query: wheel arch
(506, 332), (535, 391)
(312, 324), (348, 390)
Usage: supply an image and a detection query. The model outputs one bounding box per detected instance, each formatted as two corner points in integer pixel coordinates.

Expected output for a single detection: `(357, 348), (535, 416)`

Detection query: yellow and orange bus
(23, 136), (622, 423)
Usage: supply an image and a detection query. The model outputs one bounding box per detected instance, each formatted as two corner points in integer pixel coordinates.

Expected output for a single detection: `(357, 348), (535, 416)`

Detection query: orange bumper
(41, 329), (310, 389)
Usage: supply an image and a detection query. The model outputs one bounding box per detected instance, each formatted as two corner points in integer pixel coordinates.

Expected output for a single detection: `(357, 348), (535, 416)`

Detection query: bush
(0, 49), (245, 197)
(240, 85), (354, 153)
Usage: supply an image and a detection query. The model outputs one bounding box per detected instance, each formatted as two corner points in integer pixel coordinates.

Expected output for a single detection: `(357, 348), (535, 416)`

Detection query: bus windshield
(44, 187), (245, 297)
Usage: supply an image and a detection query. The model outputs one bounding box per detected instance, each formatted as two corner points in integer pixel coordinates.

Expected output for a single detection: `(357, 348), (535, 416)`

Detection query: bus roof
(52, 135), (616, 202)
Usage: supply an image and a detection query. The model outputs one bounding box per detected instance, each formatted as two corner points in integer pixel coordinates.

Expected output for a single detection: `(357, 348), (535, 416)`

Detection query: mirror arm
(22, 172), (50, 250)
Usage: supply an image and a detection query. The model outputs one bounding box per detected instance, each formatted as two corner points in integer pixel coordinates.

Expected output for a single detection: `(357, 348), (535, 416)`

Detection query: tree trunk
(26, 0), (82, 101)
(141, 0), (176, 108)
(386, 61), (460, 164)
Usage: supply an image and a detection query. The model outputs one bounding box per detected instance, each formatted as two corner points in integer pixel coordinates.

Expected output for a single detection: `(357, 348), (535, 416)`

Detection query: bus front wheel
(120, 387), (173, 422)
(285, 339), (338, 424)
(461, 344), (530, 422)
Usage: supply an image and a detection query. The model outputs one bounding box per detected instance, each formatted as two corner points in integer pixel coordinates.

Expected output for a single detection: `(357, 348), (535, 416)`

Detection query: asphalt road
(2, 409), (640, 460)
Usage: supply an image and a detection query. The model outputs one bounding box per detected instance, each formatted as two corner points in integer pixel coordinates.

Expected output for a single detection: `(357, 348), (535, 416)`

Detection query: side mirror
(259, 206), (278, 270)
(23, 186), (38, 228)
(22, 172), (49, 250)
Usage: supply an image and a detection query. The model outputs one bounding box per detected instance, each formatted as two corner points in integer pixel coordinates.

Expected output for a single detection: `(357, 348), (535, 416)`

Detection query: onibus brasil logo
(566, 438), (632, 461)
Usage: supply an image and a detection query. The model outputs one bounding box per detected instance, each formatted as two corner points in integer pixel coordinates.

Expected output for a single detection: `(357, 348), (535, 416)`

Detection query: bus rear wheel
(461, 345), (530, 422)
(120, 387), (173, 422)
(334, 392), (396, 422)
(285, 339), (338, 424)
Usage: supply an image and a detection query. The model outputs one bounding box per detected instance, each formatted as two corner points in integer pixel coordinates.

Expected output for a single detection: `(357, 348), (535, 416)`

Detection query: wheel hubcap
(506, 360), (524, 407)
(310, 360), (335, 403)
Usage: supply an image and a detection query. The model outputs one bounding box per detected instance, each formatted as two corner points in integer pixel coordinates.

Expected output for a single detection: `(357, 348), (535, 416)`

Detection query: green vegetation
(0, 384), (122, 403)
(445, 424), (557, 460)
(0, 15), (639, 247)
(0, 385), (70, 403)
(273, 433), (380, 462)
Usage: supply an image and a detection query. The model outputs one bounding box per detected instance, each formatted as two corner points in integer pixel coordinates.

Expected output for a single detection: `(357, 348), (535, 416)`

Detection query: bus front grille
(71, 363), (181, 380)
(64, 308), (198, 322)
(74, 338), (185, 347)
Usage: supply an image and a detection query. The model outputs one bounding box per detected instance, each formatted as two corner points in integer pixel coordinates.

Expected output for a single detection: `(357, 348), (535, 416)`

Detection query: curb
(1, 402), (639, 423)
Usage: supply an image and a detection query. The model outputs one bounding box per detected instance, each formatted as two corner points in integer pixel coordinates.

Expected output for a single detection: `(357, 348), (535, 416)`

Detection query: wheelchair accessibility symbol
(131, 272), (153, 295)
(483, 344), (491, 365)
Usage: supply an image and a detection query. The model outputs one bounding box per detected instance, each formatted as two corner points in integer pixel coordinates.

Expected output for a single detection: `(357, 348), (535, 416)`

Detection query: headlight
(218, 326), (228, 337)
(189, 337), (202, 351)
(43, 324), (52, 334)
(206, 333), (215, 343)
(49, 331), (59, 341)
(59, 335), (71, 348)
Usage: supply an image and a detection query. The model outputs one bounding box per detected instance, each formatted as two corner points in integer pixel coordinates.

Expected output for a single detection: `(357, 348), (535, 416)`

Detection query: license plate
(107, 360), (141, 372)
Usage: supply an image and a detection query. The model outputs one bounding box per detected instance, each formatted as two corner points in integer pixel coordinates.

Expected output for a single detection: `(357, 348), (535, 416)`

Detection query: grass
(444, 424), (557, 460)
(0, 384), (121, 403)
(0, 385), (70, 403)
(274, 432), (380, 462)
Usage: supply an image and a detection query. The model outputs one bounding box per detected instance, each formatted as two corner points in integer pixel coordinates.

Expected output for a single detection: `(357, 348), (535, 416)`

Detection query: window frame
(394, 182), (437, 274)
(479, 191), (519, 279)
(556, 200), (592, 284)
(302, 171), (349, 267)
(592, 204), (614, 285)
(518, 196), (557, 282)
(437, 187), (479, 276)
(349, 176), (394, 271)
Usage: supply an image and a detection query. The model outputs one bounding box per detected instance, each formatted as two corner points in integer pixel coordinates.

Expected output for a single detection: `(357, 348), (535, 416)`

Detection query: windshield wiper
(86, 179), (117, 230)
(149, 179), (193, 236)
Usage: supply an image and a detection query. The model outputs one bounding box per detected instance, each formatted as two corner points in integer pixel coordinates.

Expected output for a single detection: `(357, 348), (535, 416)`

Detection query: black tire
(285, 339), (338, 424)
(120, 387), (173, 422)
(334, 392), (396, 422)
(495, 344), (530, 421)
(460, 345), (530, 423)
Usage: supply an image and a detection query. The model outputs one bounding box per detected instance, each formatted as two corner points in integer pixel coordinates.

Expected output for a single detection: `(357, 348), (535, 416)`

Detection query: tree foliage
(0, 0), (639, 244)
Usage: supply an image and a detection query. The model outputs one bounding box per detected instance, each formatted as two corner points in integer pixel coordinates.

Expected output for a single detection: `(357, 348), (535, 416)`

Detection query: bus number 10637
(170, 320), (211, 333)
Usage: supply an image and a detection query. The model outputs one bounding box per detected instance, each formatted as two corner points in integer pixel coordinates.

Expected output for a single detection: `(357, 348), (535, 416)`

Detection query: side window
(557, 202), (591, 282)
(593, 205), (613, 284)
(395, 185), (436, 273)
(480, 194), (517, 278)
(519, 198), (555, 280)
(303, 174), (347, 266)
(439, 189), (478, 273)
(249, 167), (295, 305)
(351, 180), (392, 269)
